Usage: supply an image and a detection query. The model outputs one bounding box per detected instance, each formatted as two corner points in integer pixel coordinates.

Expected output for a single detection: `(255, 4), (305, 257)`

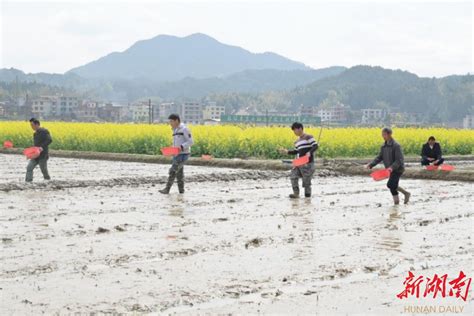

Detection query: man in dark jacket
(25, 118), (52, 182)
(366, 127), (411, 205)
(421, 136), (444, 166)
(279, 122), (318, 199)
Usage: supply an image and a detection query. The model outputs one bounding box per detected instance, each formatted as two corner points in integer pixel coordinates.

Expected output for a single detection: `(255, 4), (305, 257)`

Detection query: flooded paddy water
(0, 154), (473, 315)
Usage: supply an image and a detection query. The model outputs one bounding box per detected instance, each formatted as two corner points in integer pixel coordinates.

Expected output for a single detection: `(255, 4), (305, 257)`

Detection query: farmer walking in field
(159, 114), (194, 194)
(25, 118), (52, 182)
(421, 136), (444, 166)
(366, 127), (411, 205)
(279, 122), (318, 199)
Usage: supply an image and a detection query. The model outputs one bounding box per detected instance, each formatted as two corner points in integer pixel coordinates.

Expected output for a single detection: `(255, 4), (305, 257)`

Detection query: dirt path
(0, 155), (473, 315)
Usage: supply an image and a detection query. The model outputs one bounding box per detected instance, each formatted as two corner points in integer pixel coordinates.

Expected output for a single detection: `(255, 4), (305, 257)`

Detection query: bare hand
(278, 148), (287, 155)
(365, 164), (372, 169)
(388, 167), (393, 172)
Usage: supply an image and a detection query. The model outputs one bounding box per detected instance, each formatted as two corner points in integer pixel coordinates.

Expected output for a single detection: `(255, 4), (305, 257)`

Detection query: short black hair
(29, 118), (40, 126)
(168, 114), (180, 121)
(428, 136), (436, 141)
(291, 122), (303, 130)
(382, 127), (392, 134)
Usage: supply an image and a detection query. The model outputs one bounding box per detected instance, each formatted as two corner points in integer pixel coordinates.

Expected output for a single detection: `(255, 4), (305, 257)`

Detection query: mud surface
(0, 155), (473, 315)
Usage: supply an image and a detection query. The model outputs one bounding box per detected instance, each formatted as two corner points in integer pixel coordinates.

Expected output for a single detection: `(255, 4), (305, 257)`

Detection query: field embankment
(1, 148), (473, 182)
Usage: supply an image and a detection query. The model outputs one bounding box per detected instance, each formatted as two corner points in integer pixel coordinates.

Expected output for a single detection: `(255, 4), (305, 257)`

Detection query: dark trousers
(25, 157), (50, 182)
(165, 154), (189, 189)
(421, 157), (444, 166)
(290, 162), (315, 191)
(387, 171), (402, 196)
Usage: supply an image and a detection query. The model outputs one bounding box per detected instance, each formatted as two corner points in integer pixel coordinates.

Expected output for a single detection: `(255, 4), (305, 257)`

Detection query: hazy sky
(1, 0), (472, 77)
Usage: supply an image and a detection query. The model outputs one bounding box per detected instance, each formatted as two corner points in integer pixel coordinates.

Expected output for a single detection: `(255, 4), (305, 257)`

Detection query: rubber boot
(159, 187), (170, 194)
(392, 195), (400, 205)
(289, 186), (300, 199)
(304, 186), (311, 198)
(178, 183), (185, 194)
(397, 187), (411, 204)
(159, 177), (174, 194)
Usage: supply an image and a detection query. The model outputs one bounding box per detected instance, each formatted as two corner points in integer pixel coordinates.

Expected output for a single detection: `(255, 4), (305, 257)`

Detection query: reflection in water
(388, 206), (402, 222)
(290, 198), (300, 209)
(376, 206), (403, 252)
(287, 197), (316, 261)
(168, 207), (184, 217)
(168, 195), (185, 217)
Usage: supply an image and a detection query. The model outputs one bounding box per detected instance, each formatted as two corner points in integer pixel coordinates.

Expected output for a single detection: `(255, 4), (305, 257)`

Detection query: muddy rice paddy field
(0, 154), (473, 315)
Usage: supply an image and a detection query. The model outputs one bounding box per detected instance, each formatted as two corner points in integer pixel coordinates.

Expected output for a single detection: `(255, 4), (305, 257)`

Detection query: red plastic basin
(440, 164), (455, 171)
(23, 147), (41, 159)
(3, 140), (13, 148)
(161, 147), (181, 156)
(292, 155), (310, 167)
(426, 165), (439, 171)
(371, 168), (391, 181)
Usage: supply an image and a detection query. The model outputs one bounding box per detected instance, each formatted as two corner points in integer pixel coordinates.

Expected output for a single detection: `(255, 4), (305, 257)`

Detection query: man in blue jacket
(159, 114), (194, 194)
(421, 136), (444, 166)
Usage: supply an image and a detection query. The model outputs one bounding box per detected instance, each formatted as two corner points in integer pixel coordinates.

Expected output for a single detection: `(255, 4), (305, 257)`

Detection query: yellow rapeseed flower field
(1, 121), (473, 158)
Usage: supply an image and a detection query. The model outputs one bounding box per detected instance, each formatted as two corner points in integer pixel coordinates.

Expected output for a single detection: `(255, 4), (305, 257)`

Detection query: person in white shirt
(159, 114), (194, 194)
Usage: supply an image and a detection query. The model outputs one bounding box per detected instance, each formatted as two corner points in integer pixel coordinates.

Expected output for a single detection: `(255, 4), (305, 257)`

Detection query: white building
(75, 101), (99, 122)
(31, 95), (80, 119)
(463, 115), (474, 129)
(317, 105), (348, 123)
(361, 108), (387, 124)
(157, 102), (179, 122)
(181, 102), (202, 124)
(203, 102), (225, 121)
(130, 102), (150, 123)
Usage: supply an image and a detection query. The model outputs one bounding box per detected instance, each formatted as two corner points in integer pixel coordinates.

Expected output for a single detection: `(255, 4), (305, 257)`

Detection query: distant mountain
(0, 68), (88, 88)
(286, 66), (474, 122)
(0, 66), (345, 101)
(67, 33), (310, 81)
(128, 67), (346, 99)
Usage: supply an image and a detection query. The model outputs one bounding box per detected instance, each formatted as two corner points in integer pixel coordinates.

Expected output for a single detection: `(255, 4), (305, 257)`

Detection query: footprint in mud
(363, 266), (378, 273)
(225, 284), (259, 298)
(212, 217), (229, 223)
(335, 268), (352, 277)
(303, 290), (318, 296)
(245, 237), (262, 249)
(261, 289), (283, 298)
(114, 225), (126, 232)
(130, 304), (151, 312)
(96, 227), (110, 234)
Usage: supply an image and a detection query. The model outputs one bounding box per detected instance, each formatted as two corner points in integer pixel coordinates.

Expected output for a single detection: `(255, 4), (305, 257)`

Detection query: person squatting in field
(279, 122), (318, 199)
(25, 118), (53, 182)
(421, 136), (445, 166)
(159, 114), (194, 194)
(366, 127), (411, 205)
